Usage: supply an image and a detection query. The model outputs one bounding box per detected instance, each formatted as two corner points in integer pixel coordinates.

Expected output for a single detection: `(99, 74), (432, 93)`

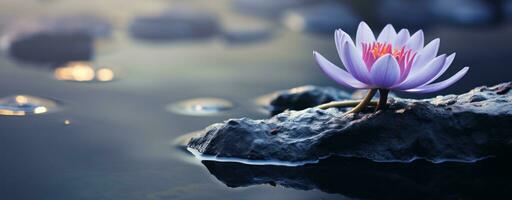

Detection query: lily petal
(405, 30), (424, 52)
(356, 21), (375, 48)
(422, 53), (456, 86)
(377, 24), (397, 43)
(395, 54), (447, 90)
(335, 29), (350, 64)
(313, 51), (368, 88)
(406, 67), (469, 93)
(342, 41), (372, 84)
(393, 29), (410, 48)
(370, 55), (400, 88)
(411, 38), (440, 73)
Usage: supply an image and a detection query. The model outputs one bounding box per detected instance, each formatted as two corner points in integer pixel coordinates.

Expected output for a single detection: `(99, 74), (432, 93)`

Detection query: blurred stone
(429, 0), (495, 25)
(265, 85), (352, 116)
(221, 17), (274, 44)
(282, 2), (359, 34)
(376, 0), (431, 28)
(188, 82), (512, 164)
(129, 8), (220, 41)
(231, 0), (315, 18)
(2, 15), (111, 63)
(4, 24), (93, 63)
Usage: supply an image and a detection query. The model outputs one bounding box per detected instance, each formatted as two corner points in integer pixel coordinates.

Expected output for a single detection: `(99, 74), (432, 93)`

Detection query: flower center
(361, 42), (416, 78)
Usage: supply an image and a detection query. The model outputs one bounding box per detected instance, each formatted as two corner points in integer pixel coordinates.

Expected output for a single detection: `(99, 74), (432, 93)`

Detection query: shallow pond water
(0, 0), (511, 199)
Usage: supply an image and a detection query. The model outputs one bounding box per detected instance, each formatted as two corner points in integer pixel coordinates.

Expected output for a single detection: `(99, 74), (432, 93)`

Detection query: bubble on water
(166, 98), (234, 116)
(54, 61), (115, 82)
(0, 95), (60, 116)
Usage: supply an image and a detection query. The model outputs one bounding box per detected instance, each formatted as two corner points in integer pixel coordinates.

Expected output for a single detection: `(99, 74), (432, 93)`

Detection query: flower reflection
(54, 62), (115, 82)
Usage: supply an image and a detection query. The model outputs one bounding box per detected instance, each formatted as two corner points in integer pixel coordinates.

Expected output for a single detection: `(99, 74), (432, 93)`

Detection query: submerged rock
(188, 82), (512, 164)
(265, 85), (352, 116)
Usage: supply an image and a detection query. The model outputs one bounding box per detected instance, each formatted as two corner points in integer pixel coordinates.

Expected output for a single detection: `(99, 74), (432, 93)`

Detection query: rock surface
(265, 85), (352, 116)
(188, 82), (512, 164)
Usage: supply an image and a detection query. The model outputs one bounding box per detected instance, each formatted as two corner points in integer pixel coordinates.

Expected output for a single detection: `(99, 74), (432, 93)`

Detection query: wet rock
(265, 85), (352, 116)
(129, 8), (219, 41)
(231, 0), (315, 18)
(282, 2), (359, 34)
(429, 0), (496, 25)
(202, 157), (511, 199)
(188, 82), (512, 163)
(2, 16), (109, 63)
(376, 0), (431, 28)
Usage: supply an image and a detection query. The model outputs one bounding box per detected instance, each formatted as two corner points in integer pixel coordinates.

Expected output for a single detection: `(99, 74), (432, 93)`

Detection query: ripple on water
(166, 98), (234, 116)
(0, 95), (60, 116)
(54, 61), (115, 82)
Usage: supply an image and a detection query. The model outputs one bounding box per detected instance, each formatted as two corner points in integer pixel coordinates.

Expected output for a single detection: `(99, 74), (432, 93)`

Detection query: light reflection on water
(54, 61), (115, 82)
(0, 95), (59, 116)
(166, 98), (234, 116)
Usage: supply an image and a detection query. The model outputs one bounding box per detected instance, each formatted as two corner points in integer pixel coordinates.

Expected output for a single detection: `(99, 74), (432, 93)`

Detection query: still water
(0, 0), (511, 199)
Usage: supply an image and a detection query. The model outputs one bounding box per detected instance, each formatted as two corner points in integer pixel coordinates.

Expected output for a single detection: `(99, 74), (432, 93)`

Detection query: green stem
(316, 100), (378, 110)
(317, 89), (378, 114)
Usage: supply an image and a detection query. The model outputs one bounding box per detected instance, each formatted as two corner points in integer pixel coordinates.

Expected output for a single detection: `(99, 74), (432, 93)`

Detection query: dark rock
(6, 30), (93, 63)
(266, 85), (352, 116)
(282, 2), (359, 34)
(188, 82), (512, 163)
(3, 17), (107, 63)
(129, 8), (219, 41)
(202, 157), (512, 199)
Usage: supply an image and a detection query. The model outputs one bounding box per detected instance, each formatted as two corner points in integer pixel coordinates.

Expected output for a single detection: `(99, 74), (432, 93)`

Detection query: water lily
(314, 21), (469, 112)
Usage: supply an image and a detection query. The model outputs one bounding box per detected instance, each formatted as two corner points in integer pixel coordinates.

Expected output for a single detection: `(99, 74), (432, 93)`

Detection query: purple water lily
(314, 22), (469, 112)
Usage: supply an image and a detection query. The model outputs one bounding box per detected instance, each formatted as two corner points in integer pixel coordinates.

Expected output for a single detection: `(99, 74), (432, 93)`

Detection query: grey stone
(3, 16), (110, 63)
(129, 8), (219, 41)
(188, 82), (512, 163)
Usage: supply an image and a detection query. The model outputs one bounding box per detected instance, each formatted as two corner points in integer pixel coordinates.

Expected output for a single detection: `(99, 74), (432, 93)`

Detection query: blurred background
(0, 0), (511, 199)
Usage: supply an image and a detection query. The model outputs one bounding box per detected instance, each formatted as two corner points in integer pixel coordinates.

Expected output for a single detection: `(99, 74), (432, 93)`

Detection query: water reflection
(54, 61), (115, 82)
(201, 157), (511, 200)
(0, 95), (60, 116)
(166, 98), (234, 116)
